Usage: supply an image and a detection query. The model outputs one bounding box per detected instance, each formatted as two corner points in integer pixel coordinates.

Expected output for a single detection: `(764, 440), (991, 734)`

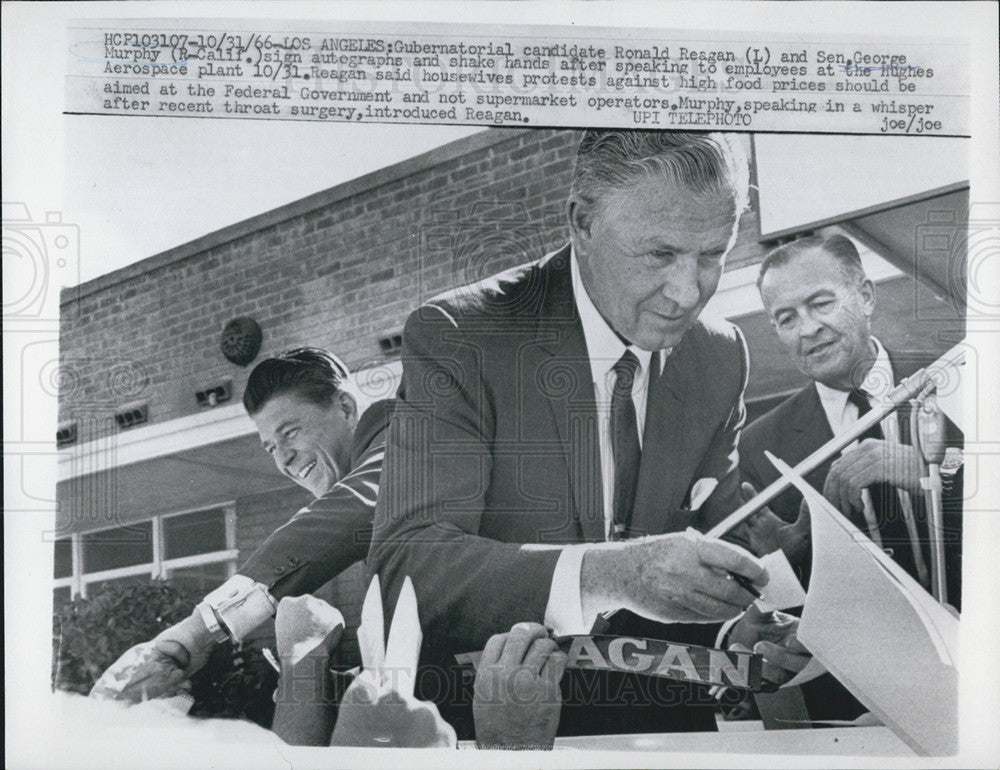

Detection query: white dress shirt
(542, 251), (669, 635)
(814, 337), (897, 443)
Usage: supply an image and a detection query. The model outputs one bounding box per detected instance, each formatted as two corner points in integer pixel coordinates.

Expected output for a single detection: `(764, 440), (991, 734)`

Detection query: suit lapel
(793, 384), (839, 491)
(531, 247), (605, 542)
(792, 383), (834, 449)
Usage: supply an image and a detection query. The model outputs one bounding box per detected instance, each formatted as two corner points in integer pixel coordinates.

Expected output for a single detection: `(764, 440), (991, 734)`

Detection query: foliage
(53, 579), (278, 728)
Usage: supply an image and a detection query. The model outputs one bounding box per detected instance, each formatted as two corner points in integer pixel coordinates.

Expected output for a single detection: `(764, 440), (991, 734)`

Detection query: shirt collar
(570, 248), (664, 385)
(860, 337), (894, 400)
(814, 337), (893, 409)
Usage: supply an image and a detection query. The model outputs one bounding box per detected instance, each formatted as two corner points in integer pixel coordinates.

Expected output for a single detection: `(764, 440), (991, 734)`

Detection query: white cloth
(543, 250), (669, 635)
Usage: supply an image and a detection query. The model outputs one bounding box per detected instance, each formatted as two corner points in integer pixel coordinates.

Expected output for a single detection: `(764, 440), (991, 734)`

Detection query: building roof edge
(61, 127), (532, 305)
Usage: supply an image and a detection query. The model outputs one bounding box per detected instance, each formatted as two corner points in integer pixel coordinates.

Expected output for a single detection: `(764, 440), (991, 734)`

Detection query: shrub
(53, 579), (277, 727)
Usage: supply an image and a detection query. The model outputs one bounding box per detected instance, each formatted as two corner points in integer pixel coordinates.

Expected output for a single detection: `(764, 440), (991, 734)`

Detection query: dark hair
(757, 233), (865, 292)
(242, 347), (350, 416)
(571, 130), (750, 214)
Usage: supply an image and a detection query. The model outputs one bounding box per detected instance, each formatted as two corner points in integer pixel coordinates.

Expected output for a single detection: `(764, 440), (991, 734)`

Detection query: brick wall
(234, 486), (313, 558)
(58, 128), (766, 442)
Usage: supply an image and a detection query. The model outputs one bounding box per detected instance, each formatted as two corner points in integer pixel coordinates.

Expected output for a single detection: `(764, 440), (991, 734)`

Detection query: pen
(728, 571), (762, 599)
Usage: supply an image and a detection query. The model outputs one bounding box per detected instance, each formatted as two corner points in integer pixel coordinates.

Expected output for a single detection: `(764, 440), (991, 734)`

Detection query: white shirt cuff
(203, 574), (277, 643)
(544, 544), (597, 636)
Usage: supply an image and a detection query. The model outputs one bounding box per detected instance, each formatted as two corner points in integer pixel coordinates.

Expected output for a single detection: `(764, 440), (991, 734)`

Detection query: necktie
(847, 389), (882, 440)
(610, 350), (641, 540)
(846, 389), (930, 587)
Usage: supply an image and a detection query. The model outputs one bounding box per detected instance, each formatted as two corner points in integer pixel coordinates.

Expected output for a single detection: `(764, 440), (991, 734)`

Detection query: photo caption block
(66, 20), (970, 136)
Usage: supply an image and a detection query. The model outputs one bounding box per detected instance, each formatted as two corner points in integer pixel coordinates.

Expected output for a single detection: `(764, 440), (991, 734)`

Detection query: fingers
(705, 569), (760, 609)
(540, 650), (568, 686)
(823, 461), (858, 514)
(740, 481), (758, 504)
(685, 592), (750, 621)
(521, 637), (558, 676)
(740, 601), (772, 625)
(695, 537), (769, 587)
(755, 639), (810, 683)
(120, 664), (189, 701)
(687, 574), (755, 620)
(479, 633), (508, 668)
(151, 638), (191, 669)
(498, 622), (548, 667)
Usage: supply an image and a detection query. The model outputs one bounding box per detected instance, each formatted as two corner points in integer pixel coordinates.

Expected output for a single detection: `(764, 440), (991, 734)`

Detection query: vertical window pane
(53, 586), (72, 611)
(163, 508), (227, 560)
(53, 537), (73, 579)
(81, 522), (153, 573)
(166, 561), (232, 596)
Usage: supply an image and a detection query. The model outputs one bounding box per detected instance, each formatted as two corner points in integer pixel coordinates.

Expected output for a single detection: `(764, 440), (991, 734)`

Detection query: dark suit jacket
(369, 246), (751, 737)
(740, 351), (963, 606)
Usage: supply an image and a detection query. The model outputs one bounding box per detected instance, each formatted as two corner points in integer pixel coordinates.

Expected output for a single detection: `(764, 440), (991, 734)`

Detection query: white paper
(758, 548), (807, 611)
(765, 452), (959, 756)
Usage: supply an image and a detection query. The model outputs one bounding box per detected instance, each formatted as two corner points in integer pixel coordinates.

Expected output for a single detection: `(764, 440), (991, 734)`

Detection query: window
(82, 522), (153, 573)
(163, 507), (228, 559)
(53, 537), (73, 580)
(53, 585), (72, 611)
(51, 505), (237, 601)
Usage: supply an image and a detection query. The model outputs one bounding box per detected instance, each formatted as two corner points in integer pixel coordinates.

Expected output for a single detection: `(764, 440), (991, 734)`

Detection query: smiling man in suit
(369, 131), (807, 739)
(740, 234), (963, 607)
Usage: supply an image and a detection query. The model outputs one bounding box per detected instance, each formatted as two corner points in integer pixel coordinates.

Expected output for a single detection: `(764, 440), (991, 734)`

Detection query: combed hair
(756, 234), (866, 291)
(570, 130), (750, 214)
(242, 347), (350, 416)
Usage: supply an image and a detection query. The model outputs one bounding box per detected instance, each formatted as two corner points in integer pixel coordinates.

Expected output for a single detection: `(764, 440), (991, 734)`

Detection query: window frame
(52, 503), (237, 601)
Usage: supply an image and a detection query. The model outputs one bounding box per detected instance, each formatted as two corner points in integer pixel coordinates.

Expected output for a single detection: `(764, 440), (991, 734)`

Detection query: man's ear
(859, 278), (876, 318)
(337, 390), (358, 429)
(567, 195), (594, 245)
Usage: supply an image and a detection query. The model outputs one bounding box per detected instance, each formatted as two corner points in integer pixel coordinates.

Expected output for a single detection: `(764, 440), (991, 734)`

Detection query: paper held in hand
(765, 451), (959, 757)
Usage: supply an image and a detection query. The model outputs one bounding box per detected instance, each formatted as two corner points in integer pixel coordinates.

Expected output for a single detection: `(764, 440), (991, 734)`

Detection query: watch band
(203, 575), (278, 643)
(940, 447), (963, 492)
(195, 601), (230, 644)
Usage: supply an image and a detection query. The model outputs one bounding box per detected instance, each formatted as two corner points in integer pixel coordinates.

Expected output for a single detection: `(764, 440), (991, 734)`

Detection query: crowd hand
(583, 530), (768, 624)
(275, 595), (344, 666)
(90, 613), (215, 703)
(823, 439), (922, 514)
(728, 603), (810, 686)
(473, 622), (567, 750)
(329, 675), (456, 748)
(736, 482), (811, 566)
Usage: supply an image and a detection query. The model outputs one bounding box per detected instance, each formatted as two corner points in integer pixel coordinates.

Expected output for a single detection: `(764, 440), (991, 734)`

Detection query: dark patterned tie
(610, 350), (641, 540)
(846, 389), (930, 587)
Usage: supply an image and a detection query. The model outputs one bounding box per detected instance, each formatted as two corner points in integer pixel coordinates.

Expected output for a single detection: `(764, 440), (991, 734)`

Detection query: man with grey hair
(741, 233), (963, 610)
(369, 130), (808, 739)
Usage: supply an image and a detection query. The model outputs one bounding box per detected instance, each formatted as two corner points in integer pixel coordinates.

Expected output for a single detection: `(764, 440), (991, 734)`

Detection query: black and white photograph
(4, 2), (999, 768)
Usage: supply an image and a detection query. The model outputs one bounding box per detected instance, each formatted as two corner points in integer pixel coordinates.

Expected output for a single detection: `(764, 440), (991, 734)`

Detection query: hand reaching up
(473, 622), (567, 750)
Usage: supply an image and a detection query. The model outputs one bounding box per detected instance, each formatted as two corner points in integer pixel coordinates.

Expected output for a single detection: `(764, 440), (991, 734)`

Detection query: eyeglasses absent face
(760, 249), (876, 390)
(571, 172), (738, 351)
(252, 390), (357, 498)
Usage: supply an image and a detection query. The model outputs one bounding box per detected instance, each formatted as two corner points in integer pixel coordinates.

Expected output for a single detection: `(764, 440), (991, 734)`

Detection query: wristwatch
(195, 601), (230, 644)
(939, 447), (963, 492)
(202, 575), (278, 643)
